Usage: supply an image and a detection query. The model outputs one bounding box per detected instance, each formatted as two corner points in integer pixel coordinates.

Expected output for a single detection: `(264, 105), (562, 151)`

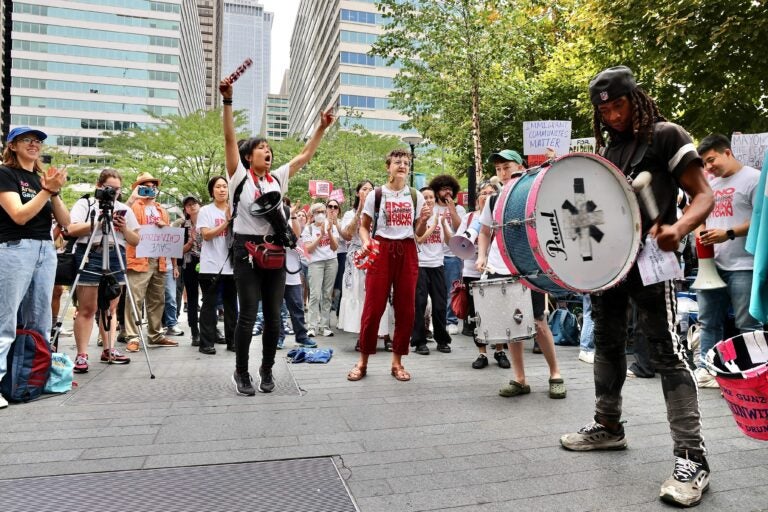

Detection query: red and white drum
(494, 153), (642, 295)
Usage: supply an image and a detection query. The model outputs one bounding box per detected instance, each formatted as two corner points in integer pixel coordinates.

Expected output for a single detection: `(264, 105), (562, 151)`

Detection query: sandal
(391, 364), (411, 382)
(499, 380), (531, 397)
(347, 364), (367, 381)
(549, 377), (567, 399)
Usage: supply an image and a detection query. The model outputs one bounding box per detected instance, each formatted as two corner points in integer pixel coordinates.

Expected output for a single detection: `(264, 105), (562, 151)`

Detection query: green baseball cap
(487, 149), (522, 165)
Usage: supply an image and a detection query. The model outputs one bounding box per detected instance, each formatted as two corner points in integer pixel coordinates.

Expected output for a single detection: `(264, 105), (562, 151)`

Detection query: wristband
(222, 98), (233, 105)
(42, 186), (59, 197)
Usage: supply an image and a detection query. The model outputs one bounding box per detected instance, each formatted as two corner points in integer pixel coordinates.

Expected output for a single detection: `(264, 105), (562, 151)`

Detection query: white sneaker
(694, 367), (720, 388)
(307, 328), (316, 337)
(578, 350), (595, 364)
(447, 324), (459, 335)
(626, 369), (636, 378)
(321, 327), (334, 337)
(0, 395), (8, 409)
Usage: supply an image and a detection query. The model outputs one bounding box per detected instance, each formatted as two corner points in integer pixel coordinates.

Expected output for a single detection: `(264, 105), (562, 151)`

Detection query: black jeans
(592, 265), (705, 459)
(182, 263), (200, 338)
(199, 273), (236, 349)
(411, 266), (451, 346)
(233, 242), (286, 372)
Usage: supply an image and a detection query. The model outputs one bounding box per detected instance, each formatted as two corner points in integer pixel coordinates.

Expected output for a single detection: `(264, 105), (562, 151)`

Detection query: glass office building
(9, 0), (204, 162)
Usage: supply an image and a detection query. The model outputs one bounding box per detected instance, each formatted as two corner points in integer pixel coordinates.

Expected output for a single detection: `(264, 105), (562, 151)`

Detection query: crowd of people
(1, 66), (766, 508)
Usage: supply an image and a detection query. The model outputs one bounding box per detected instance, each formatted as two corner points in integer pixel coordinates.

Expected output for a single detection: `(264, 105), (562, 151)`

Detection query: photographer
(123, 172), (179, 351)
(67, 169), (139, 372)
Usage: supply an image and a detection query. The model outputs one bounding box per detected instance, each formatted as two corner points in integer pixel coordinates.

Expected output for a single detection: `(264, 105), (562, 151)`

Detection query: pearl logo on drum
(539, 210), (568, 260)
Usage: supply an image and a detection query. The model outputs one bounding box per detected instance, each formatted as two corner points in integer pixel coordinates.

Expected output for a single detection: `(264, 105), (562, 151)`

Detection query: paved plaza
(1, 316), (766, 511)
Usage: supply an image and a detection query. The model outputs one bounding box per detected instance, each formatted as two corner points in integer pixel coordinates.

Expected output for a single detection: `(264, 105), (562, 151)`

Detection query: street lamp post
(401, 135), (423, 187)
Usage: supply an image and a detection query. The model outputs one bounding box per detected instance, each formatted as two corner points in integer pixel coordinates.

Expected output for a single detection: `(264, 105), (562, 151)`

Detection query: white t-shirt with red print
(417, 213), (444, 268)
(197, 203), (233, 275)
(228, 160), (290, 236)
(707, 165), (760, 271)
(479, 196), (511, 276)
(362, 185), (425, 240)
(301, 221), (339, 263)
(435, 203), (466, 257)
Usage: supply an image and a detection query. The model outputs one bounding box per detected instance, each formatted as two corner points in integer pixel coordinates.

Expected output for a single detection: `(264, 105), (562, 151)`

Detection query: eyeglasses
(17, 137), (43, 145)
(327, 204), (339, 209)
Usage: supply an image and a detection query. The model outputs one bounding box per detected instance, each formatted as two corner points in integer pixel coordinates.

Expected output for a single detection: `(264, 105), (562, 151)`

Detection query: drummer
(475, 149), (566, 399)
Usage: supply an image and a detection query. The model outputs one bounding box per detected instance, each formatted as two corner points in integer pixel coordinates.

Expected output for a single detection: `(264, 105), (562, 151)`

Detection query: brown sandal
(391, 365), (411, 382)
(347, 364), (367, 381)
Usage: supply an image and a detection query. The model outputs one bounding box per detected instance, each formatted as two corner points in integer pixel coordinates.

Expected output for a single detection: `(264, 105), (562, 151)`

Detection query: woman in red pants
(347, 149), (431, 382)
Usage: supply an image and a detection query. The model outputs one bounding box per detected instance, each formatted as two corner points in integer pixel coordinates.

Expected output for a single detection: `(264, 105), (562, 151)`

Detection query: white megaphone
(449, 218), (481, 260)
(691, 236), (726, 290)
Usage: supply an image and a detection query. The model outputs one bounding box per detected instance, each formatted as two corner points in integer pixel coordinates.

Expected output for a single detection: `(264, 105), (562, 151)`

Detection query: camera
(95, 185), (119, 202)
(137, 185), (157, 198)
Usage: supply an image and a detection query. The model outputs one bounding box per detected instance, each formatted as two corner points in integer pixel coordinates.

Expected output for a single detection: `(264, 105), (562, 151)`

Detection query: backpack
(548, 308), (581, 346)
(371, 186), (419, 237)
(1, 329), (52, 402)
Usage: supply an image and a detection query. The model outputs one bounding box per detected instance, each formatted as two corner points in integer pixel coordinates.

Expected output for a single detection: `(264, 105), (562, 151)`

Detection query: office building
(260, 70), (289, 139)
(222, 0), (271, 134)
(9, 0), (205, 161)
(180, 0), (207, 115)
(197, 0), (223, 109)
(289, 0), (413, 138)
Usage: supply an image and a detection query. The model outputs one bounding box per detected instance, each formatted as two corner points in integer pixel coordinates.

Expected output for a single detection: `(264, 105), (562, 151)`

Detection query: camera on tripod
(94, 185), (119, 206)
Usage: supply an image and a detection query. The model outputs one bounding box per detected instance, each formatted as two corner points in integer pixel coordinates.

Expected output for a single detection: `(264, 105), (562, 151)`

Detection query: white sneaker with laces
(660, 456), (710, 507)
(321, 327), (334, 337)
(694, 367), (720, 388)
(578, 350), (595, 364)
(447, 324), (459, 335)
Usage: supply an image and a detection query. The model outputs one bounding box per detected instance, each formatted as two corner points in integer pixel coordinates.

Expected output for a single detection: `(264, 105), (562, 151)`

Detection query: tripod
(51, 197), (156, 379)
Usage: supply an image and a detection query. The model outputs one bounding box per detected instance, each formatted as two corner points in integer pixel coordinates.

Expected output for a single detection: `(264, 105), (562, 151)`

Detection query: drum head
(526, 153), (642, 292)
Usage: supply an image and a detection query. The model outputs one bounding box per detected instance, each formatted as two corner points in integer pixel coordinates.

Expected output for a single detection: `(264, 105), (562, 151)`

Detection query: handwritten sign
(136, 226), (184, 259)
(309, 180), (332, 198)
(523, 120), (572, 156)
(732, 132), (768, 170)
(570, 137), (597, 154)
(637, 235), (683, 286)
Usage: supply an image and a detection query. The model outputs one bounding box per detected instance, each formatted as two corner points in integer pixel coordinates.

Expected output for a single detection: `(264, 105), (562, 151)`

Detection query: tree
(99, 108), (249, 204)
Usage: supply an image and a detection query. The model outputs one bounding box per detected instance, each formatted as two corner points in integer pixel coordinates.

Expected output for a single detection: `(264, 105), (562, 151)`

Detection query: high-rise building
(197, 0), (223, 109)
(8, 0), (205, 162)
(260, 70), (290, 140)
(289, 0), (414, 139)
(180, 0), (206, 115)
(222, 0), (271, 134)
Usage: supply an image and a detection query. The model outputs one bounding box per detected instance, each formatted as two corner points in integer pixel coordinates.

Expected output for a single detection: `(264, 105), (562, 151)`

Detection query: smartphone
(41, 155), (52, 164)
(114, 210), (127, 218)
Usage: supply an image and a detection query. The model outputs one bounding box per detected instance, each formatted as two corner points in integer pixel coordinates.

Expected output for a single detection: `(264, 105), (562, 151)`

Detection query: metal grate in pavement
(0, 457), (358, 512)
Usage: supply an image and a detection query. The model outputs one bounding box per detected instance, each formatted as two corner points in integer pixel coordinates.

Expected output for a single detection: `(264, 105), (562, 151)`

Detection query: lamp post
(401, 135), (423, 187)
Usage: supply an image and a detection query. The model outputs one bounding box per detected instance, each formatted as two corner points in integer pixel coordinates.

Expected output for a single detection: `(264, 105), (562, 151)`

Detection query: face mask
(314, 213), (326, 224)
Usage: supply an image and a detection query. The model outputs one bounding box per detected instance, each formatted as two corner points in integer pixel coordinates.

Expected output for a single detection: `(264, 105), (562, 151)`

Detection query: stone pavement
(1, 318), (767, 511)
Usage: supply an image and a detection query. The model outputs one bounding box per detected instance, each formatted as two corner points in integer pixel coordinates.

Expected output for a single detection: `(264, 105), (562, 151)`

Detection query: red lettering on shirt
(711, 187), (735, 218)
(425, 224), (442, 244)
(316, 233), (331, 247)
(214, 217), (228, 237)
(385, 200), (413, 227)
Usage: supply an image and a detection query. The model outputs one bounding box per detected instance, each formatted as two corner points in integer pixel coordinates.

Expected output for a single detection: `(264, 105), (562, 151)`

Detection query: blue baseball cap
(487, 149), (522, 165)
(7, 126), (48, 143)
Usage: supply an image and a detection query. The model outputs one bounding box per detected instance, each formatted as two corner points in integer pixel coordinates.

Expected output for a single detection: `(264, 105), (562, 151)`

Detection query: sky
(260, 0), (300, 93)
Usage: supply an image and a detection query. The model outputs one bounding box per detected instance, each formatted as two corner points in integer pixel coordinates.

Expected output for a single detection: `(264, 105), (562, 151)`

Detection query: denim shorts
(74, 243), (126, 285)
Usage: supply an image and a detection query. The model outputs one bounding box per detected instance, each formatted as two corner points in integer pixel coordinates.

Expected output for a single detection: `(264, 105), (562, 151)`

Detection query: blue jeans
(163, 265), (178, 328)
(443, 256), (462, 326)
(0, 239), (56, 382)
(580, 294), (595, 351)
(697, 269), (762, 367)
(284, 284), (310, 343)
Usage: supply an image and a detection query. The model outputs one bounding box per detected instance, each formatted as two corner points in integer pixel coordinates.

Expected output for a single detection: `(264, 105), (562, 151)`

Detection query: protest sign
(523, 120), (572, 156)
(570, 137), (597, 154)
(136, 226), (184, 258)
(732, 132), (768, 170)
(309, 180), (332, 198)
(329, 188), (345, 204)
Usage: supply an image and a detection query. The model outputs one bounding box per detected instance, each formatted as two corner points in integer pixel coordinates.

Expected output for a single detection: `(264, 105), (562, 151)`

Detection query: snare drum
(469, 277), (534, 344)
(495, 153), (642, 295)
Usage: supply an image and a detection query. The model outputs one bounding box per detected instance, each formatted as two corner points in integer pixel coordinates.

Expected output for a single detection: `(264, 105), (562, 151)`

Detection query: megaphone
(691, 236), (726, 290)
(449, 218), (481, 260)
(249, 191), (297, 248)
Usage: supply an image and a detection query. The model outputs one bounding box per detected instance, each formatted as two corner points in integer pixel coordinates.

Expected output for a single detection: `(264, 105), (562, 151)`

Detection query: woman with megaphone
(220, 78), (334, 396)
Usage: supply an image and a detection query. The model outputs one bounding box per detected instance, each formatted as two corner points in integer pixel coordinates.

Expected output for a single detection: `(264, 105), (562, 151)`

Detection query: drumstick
(224, 58), (253, 84)
(631, 171), (660, 223)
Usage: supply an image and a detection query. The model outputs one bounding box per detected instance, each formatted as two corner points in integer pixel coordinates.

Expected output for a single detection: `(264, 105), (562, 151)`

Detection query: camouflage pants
(591, 265), (706, 458)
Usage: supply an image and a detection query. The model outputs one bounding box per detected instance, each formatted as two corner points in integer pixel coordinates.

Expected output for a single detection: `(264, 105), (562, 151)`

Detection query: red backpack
(0, 329), (52, 402)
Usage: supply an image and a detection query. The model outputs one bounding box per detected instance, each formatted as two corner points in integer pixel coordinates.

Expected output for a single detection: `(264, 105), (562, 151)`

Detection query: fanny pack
(244, 241), (285, 270)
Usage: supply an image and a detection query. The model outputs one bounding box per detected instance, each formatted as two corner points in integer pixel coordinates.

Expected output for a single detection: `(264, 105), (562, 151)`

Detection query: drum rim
(494, 175), (523, 277)
(526, 152), (642, 293)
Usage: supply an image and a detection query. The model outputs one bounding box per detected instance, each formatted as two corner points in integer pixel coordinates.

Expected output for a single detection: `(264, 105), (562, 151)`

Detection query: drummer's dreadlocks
(593, 88), (667, 150)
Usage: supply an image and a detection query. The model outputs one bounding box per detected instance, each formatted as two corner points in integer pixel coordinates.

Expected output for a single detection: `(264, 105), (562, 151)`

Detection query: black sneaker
(472, 354), (488, 369)
(560, 421), (627, 451)
(259, 366), (275, 393)
(415, 344), (430, 355)
(232, 370), (255, 396)
(436, 344), (451, 353)
(461, 324), (475, 337)
(191, 334), (200, 347)
(494, 351), (511, 368)
(659, 456), (710, 507)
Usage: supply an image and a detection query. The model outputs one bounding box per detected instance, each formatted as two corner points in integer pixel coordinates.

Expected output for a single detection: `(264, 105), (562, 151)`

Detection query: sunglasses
(327, 204), (339, 209)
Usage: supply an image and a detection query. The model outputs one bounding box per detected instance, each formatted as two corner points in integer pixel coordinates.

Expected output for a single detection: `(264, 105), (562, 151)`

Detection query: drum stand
(51, 204), (156, 379)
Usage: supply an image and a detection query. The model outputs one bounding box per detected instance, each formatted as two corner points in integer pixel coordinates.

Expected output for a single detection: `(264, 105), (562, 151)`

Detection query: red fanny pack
(244, 241), (285, 270)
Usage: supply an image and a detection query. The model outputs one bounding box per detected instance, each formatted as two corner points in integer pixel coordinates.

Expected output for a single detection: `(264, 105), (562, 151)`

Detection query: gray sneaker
(659, 456), (710, 507)
(560, 421), (627, 451)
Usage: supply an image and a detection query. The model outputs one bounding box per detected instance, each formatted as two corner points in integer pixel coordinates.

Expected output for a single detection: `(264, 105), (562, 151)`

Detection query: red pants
(359, 237), (419, 355)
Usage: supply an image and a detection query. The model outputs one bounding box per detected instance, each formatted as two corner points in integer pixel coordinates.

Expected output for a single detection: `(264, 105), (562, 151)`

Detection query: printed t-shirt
(197, 203), (233, 275)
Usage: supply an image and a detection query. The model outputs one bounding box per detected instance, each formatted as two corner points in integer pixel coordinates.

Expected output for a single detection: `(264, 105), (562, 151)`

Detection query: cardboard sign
(309, 180), (332, 198)
(329, 188), (345, 204)
(456, 191), (468, 206)
(136, 226), (184, 258)
(732, 132), (768, 170)
(570, 137), (597, 154)
(523, 120), (572, 156)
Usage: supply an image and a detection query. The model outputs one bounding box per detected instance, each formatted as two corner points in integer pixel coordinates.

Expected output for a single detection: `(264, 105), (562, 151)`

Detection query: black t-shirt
(0, 165), (53, 243)
(604, 122), (701, 235)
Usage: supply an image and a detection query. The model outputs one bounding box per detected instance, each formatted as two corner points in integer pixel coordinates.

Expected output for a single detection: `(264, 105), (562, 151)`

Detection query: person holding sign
(559, 66), (714, 508)
(124, 172), (179, 351)
(221, 78), (334, 396)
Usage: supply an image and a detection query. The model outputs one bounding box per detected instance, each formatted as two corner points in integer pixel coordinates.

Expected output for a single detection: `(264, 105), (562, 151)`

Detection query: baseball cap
(487, 149), (522, 165)
(7, 126), (47, 143)
(589, 66), (638, 106)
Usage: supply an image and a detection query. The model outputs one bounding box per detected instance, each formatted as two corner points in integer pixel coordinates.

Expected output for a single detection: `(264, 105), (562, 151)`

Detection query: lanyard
(249, 167), (273, 200)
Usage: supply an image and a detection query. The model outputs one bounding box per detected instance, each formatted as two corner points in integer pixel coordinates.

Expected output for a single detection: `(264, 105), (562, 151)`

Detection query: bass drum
(495, 153), (642, 295)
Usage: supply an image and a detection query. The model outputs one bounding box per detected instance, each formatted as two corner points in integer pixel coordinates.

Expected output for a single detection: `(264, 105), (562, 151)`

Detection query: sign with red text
(456, 191), (468, 206)
(329, 188), (345, 204)
(136, 226), (184, 258)
(309, 180), (332, 198)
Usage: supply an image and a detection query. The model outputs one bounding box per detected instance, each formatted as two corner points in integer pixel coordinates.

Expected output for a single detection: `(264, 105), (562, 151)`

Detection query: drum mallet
(631, 171), (660, 223)
(223, 58), (253, 85)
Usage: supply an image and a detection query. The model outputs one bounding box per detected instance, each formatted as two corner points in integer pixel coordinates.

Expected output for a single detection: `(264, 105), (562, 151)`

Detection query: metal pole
(1, 0), (13, 145)
(409, 142), (415, 187)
